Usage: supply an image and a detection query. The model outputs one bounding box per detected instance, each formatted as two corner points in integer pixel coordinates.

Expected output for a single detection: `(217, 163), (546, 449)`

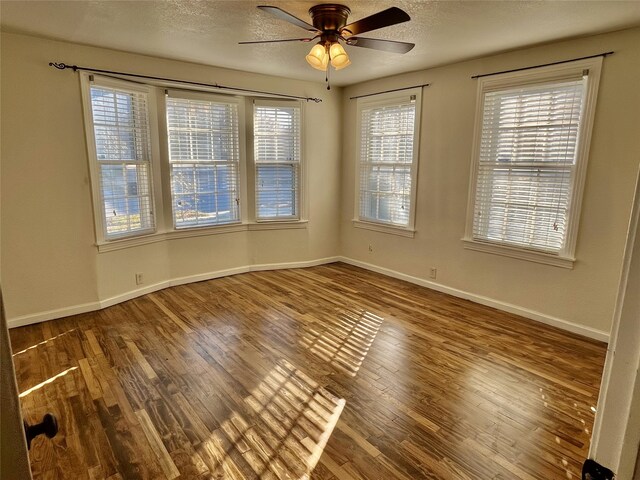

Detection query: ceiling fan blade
(341, 7), (410, 37)
(257, 6), (319, 33)
(346, 37), (415, 54)
(239, 37), (315, 45)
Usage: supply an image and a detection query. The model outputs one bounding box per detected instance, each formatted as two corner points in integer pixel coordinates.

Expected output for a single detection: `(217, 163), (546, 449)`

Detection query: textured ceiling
(2, 1), (640, 86)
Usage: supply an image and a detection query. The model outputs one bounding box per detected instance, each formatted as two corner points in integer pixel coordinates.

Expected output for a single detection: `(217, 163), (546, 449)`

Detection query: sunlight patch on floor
(300, 309), (383, 376)
(19, 366), (78, 398)
(12, 328), (77, 357)
(198, 359), (345, 479)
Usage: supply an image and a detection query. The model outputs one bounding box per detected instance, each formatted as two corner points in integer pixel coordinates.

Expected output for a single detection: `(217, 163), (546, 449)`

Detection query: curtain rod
(349, 83), (430, 100)
(48, 62), (323, 103)
(471, 51), (614, 79)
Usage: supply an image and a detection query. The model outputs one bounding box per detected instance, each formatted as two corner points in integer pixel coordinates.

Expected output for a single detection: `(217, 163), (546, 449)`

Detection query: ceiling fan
(239, 4), (414, 82)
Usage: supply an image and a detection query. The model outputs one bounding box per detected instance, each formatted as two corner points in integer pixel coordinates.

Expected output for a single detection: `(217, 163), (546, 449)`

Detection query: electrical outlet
(135, 273), (144, 285)
(368, 244), (373, 253)
(429, 267), (437, 279)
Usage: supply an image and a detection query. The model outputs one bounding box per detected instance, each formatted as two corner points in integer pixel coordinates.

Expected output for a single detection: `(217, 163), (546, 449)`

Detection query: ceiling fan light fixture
(306, 43), (329, 70)
(329, 42), (350, 70)
(333, 56), (351, 70)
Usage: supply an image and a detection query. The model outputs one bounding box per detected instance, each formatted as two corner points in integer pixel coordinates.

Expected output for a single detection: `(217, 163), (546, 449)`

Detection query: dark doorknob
(23, 413), (58, 449)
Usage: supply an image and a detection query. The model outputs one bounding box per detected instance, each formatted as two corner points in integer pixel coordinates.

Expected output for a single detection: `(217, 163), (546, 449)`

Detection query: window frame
(252, 99), (303, 223)
(463, 57), (603, 268)
(80, 73), (165, 244)
(353, 88), (422, 237)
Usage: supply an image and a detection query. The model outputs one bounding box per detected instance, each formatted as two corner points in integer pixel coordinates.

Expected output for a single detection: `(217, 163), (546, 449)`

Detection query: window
(253, 101), (301, 220)
(85, 79), (156, 240)
(355, 89), (421, 235)
(81, 74), (306, 249)
(166, 94), (241, 228)
(464, 58), (602, 267)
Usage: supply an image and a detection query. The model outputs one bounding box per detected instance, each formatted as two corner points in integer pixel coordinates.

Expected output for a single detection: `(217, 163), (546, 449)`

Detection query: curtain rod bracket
(49, 62), (77, 71)
(48, 61), (322, 103)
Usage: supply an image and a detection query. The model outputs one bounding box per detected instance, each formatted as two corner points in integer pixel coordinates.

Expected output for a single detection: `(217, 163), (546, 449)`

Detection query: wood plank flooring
(10, 263), (607, 479)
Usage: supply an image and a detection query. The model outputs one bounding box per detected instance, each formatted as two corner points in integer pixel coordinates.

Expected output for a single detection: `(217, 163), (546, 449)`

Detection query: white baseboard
(7, 254), (609, 343)
(7, 301), (102, 329)
(7, 257), (340, 329)
(338, 256), (610, 343)
(249, 256), (341, 272)
(99, 280), (172, 310)
(98, 265), (254, 311)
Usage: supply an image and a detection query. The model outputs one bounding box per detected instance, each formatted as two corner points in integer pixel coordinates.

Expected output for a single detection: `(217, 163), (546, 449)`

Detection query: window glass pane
(256, 164), (296, 218)
(99, 164), (153, 236)
(169, 163), (239, 228)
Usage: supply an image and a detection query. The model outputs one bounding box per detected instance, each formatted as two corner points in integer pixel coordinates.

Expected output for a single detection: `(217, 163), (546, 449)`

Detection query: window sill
(352, 219), (415, 238)
(96, 221), (309, 252)
(97, 232), (167, 252)
(462, 239), (575, 269)
(248, 220), (308, 231)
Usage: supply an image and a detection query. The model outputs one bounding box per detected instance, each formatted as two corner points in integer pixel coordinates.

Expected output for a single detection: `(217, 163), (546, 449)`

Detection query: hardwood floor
(10, 263), (607, 479)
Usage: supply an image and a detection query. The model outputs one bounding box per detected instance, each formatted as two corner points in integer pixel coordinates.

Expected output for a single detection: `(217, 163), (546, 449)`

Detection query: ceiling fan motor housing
(309, 4), (351, 43)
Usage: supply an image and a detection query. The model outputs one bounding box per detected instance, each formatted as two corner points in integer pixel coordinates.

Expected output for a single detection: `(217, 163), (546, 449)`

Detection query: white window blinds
(254, 103), (301, 220)
(472, 77), (586, 253)
(90, 84), (155, 239)
(359, 98), (417, 226)
(166, 96), (240, 228)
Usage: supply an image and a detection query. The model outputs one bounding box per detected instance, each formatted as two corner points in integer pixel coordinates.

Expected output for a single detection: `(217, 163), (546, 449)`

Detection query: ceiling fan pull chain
(326, 48), (331, 90)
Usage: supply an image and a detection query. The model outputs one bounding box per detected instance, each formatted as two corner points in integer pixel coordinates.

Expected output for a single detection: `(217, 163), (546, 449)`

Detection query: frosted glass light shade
(329, 42), (350, 70)
(306, 44), (329, 71)
(333, 57), (351, 70)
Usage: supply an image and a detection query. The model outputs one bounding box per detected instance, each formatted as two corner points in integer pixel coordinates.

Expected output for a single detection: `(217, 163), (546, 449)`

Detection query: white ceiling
(2, 1), (640, 86)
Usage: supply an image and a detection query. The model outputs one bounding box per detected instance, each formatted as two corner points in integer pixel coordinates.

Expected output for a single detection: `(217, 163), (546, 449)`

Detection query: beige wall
(0, 32), (342, 321)
(340, 27), (640, 337)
